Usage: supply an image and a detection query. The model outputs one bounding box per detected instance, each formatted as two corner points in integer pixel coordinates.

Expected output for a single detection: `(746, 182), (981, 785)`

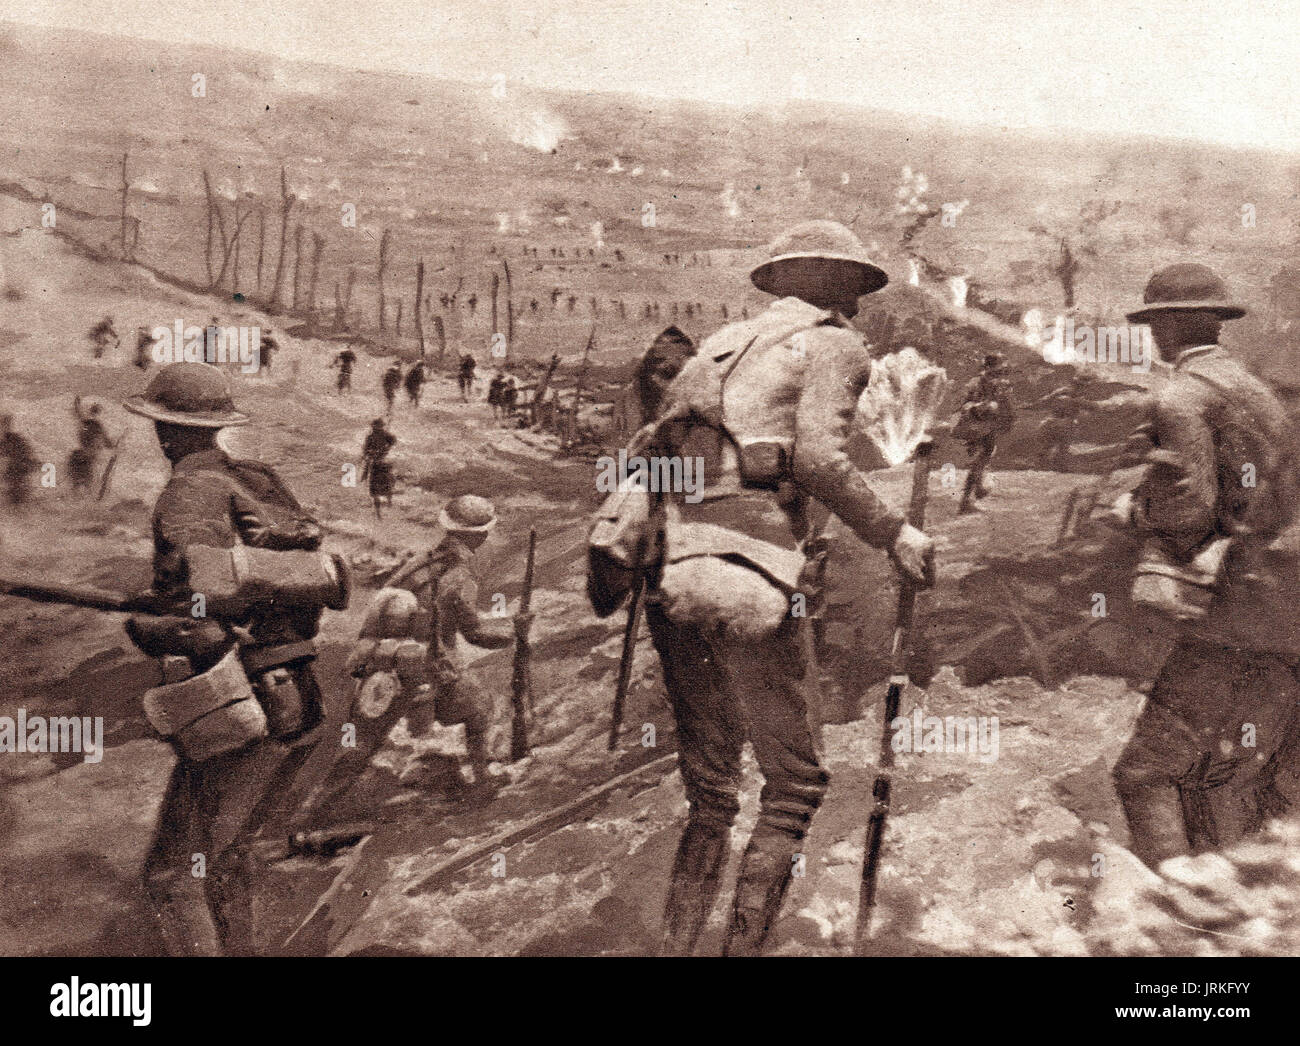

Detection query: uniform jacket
(151, 447), (323, 646)
(650, 296), (904, 552)
(392, 539), (514, 665)
(1131, 345), (1300, 655)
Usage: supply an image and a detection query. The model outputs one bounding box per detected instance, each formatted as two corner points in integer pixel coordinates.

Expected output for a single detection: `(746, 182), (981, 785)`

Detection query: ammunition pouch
(141, 648), (268, 763)
(735, 437), (791, 492)
(347, 637), (429, 689)
(241, 639), (322, 741)
(183, 545), (351, 618)
(125, 615), (231, 674)
(587, 482), (662, 617)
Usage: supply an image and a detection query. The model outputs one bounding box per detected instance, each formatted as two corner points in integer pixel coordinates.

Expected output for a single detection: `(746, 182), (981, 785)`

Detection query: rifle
(607, 574), (644, 751)
(0, 577), (179, 616)
(96, 434), (125, 502)
(857, 436), (935, 950)
(509, 527), (537, 762)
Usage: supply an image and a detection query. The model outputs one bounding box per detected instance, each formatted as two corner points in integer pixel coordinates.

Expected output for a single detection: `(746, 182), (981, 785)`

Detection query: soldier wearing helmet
(1109, 264), (1300, 867)
(122, 362), (334, 954)
(599, 220), (933, 956)
(321, 495), (528, 807)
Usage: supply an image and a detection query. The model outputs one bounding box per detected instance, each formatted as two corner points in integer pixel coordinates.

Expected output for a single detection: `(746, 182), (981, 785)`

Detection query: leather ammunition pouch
(1131, 536), (1232, 625)
(183, 545), (351, 618)
(242, 639), (322, 741)
(354, 670), (402, 720)
(735, 437), (791, 492)
(587, 482), (662, 617)
(141, 647), (268, 762)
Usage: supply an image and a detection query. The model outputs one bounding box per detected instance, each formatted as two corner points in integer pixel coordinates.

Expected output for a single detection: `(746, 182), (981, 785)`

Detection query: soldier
(954, 352), (1015, 514)
(404, 359), (427, 408)
(0, 413), (37, 507)
(487, 371), (506, 420)
(605, 220), (934, 956)
(331, 346), (357, 394)
(360, 418), (396, 520)
(121, 362), (336, 955)
(1108, 264), (1300, 868)
(381, 362), (403, 417)
(457, 353), (477, 402)
(315, 495), (526, 810)
(501, 376), (518, 420)
(258, 330), (277, 376)
(1035, 368), (1087, 469)
(88, 315), (118, 359)
(67, 396), (115, 493)
(134, 327), (153, 370)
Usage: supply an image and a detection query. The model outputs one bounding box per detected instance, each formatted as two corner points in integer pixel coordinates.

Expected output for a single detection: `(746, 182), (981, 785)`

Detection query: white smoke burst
(505, 109), (570, 152)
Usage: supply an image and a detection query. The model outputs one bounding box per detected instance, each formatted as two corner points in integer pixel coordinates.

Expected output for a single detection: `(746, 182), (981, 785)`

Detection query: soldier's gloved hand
(890, 523), (935, 588)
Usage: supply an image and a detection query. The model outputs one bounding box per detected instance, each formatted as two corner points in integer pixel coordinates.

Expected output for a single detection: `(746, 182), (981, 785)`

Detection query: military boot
(723, 828), (802, 957)
(660, 821), (730, 957)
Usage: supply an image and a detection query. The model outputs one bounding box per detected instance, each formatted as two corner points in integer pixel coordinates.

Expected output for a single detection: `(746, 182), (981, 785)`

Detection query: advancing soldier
(953, 352), (1015, 514)
(404, 360), (426, 408)
(67, 396), (115, 494)
(331, 346), (357, 394)
(487, 371), (506, 420)
(501, 376), (518, 420)
(381, 362), (403, 417)
(88, 315), (119, 359)
(1035, 368), (1087, 469)
(360, 418), (396, 520)
(121, 361), (340, 955)
(258, 330), (277, 376)
(0, 413), (38, 507)
(1109, 264), (1300, 868)
(321, 495), (526, 807)
(596, 221), (933, 956)
(457, 353), (477, 402)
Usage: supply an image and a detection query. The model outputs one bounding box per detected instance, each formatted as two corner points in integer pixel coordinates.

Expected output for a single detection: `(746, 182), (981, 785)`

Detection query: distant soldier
(360, 418), (397, 519)
(404, 360), (427, 408)
(467, 293), (478, 316)
(1035, 368), (1087, 469)
(457, 353), (477, 402)
(134, 327), (153, 370)
(332, 495), (527, 799)
(501, 376), (518, 419)
(1108, 264), (1300, 868)
(381, 362), (403, 417)
(593, 221), (933, 956)
(258, 330), (277, 375)
(487, 371), (506, 420)
(331, 346), (357, 394)
(88, 315), (118, 359)
(67, 395), (115, 493)
(953, 352), (1015, 514)
(0, 413), (37, 506)
(121, 362), (338, 955)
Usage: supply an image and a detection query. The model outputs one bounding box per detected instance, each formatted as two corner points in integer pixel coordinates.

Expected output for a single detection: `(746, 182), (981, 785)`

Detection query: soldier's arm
(1131, 384), (1219, 546)
(151, 473), (240, 594)
(448, 578), (515, 649)
(793, 330), (905, 550)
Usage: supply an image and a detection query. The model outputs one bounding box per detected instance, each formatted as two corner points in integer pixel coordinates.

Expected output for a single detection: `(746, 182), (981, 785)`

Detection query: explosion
(860, 348), (950, 466)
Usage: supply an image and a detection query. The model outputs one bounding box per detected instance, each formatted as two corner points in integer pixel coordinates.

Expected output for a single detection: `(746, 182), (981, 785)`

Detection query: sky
(5, 0), (1299, 150)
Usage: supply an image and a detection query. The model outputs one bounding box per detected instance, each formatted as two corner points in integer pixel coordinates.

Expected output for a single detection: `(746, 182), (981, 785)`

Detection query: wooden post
(307, 232), (324, 323)
(255, 207), (266, 296)
(377, 227), (391, 330)
(414, 259), (426, 358)
(118, 152), (132, 261)
(269, 166), (295, 309)
(502, 258), (514, 355)
(291, 224), (304, 311)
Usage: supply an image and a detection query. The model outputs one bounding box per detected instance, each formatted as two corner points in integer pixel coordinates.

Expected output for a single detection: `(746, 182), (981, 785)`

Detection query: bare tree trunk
(414, 259), (426, 358)
(269, 167), (295, 309)
(433, 314), (446, 360)
(231, 198), (241, 292)
(395, 299), (403, 338)
(377, 227), (391, 330)
(307, 232), (324, 322)
(291, 224), (305, 311)
(118, 152), (132, 261)
(502, 258), (514, 355)
(202, 169), (216, 286)
(255, 207), (266, 296)
(491, 270), (500, 338)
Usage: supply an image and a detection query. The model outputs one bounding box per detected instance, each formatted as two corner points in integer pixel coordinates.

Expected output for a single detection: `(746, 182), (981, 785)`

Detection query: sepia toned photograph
(0, 0), (1296, 1013)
